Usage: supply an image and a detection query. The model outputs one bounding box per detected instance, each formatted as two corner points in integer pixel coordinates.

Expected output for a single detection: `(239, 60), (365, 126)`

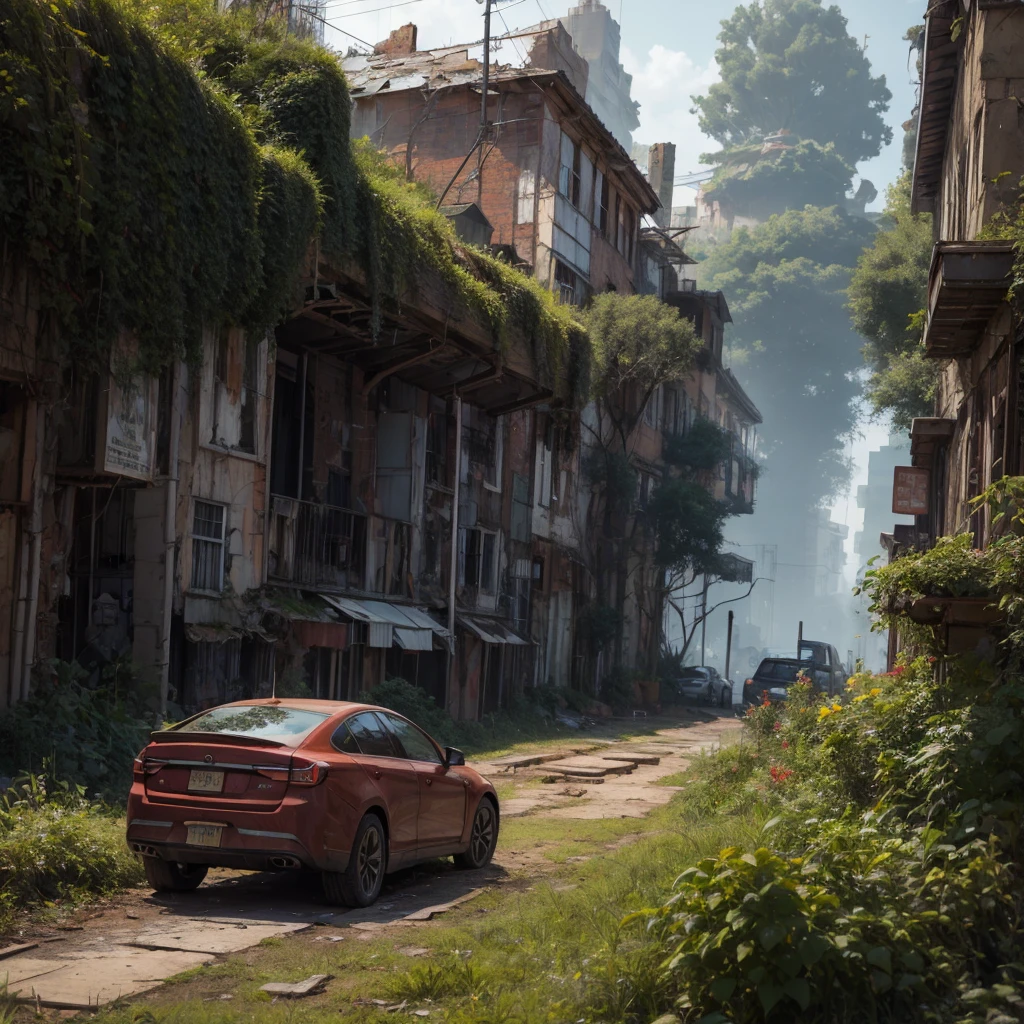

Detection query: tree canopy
(703, 140), (854, 221)
(700, 205), (877, 507)
(848, 173), (936, 429)
(693, 0), (892, 167)
(585, 293), (701, 440)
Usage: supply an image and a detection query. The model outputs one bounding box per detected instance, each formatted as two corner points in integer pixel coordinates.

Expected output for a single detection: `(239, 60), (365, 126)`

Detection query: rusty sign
(892, 466), (930, 515)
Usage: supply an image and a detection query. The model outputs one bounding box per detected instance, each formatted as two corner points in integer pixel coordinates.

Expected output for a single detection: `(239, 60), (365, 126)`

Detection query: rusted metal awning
(923, 242), (1014, 357)
(322, 596), (450, 650)
(458, 615), (530, 645)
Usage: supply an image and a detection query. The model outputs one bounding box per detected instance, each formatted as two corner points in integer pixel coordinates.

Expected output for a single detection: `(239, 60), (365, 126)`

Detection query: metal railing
(269, 495), (365, 590)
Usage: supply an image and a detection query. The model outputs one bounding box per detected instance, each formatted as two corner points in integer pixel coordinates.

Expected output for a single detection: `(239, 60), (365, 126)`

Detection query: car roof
(217, 698), (377, 715)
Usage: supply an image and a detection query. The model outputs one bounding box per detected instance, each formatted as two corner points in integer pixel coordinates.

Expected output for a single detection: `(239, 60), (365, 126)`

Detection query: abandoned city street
(5, 0), (1024, 1019)
(1, 712), (739, 1014)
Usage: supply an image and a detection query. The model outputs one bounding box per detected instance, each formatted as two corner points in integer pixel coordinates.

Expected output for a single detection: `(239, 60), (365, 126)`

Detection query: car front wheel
(143, 858), (208, 893)
(720, 686), (732, 708)
(323, 813), (386, 908)
(454, 798), (498, 870)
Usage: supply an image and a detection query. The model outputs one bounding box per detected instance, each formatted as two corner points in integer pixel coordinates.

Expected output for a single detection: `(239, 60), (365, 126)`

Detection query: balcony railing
(269, 495), (366, 590)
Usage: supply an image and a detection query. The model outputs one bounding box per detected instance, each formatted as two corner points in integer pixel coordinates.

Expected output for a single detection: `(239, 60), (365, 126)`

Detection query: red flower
(782, 740), (789, 750)
(773, 721), (782, 732)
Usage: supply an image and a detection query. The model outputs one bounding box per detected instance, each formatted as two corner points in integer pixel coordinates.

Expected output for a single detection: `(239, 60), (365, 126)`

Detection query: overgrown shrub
(0, 773), (142, 931)
(0, 660), (152, 804)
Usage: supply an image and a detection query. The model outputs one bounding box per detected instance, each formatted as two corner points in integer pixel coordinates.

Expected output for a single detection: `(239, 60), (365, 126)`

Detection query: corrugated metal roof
(321, 596), (449, 650)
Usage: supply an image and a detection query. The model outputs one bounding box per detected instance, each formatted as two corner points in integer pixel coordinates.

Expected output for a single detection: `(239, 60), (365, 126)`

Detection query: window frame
(190, 499), (227, 593)
(378, 711), (444, 765)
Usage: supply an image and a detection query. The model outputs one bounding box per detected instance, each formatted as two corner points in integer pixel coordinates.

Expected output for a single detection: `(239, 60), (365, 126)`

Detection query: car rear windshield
(169, 706), (329, 745)
(757, 661), (803, 682)
(678, 669), (708, 679)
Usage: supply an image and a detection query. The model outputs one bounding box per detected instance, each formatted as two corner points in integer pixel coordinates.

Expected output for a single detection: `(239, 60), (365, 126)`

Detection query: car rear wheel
(322, 813), (386, 908)
(454, 798), (498, 870)
(143, 858), (208, 893)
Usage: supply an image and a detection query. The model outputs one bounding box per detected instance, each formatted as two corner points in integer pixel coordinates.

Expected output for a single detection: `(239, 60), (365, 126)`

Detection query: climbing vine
(1, 0), (589, 403)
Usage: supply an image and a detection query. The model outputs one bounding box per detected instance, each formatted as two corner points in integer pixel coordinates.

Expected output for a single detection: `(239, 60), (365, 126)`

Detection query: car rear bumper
(126, 791), (350, 873)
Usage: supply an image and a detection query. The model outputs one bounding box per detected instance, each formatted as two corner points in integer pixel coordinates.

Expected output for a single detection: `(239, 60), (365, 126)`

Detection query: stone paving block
(130, 919), (310, 954)
(6, 950), (213, 1009)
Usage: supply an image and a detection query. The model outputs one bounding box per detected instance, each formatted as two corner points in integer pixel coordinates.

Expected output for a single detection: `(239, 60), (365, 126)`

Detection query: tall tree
(700, 205), (877, 508)
(693, 0), (892, 167)
(848, 173), (935, 430)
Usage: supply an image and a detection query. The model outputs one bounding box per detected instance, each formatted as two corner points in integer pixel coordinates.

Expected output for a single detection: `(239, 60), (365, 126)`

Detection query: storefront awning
(321, 596), (450, 650)
(458, 616), (531, 646)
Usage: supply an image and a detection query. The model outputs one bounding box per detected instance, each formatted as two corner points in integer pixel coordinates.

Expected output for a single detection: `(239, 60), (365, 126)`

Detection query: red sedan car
(126, 699), (499, 907)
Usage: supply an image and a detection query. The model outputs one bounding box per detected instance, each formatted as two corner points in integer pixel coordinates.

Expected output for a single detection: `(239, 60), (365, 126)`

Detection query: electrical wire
(323, 0), (421, 14)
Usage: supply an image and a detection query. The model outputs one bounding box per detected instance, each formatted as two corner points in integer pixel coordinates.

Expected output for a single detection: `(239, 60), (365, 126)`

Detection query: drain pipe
(446, 392), (462, 719)
(20, 400), (46, 700)
(159, 360), (184, 718)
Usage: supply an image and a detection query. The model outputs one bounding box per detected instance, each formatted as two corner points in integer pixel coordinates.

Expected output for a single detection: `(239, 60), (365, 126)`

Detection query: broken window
(211, 330), (261, 454)
(426, 396), (448, 486)
(459, 527), (498, 593)
(554, 260), (579, 306)
(559, 132), (582, 208)
(190, 500), (226, 592)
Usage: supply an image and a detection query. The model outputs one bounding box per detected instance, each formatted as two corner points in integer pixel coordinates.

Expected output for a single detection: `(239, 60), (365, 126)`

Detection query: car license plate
(769, 687), (787, 697)
(186, 824), (223, 848)
(188, 769), (224, 793)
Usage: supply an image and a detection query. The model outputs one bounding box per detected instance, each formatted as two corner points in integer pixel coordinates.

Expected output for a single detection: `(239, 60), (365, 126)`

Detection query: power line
(323, 0), (422, 13)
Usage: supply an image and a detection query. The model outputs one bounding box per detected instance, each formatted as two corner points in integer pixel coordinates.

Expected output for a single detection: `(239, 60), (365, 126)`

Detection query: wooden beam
(361, 341), (445, 395)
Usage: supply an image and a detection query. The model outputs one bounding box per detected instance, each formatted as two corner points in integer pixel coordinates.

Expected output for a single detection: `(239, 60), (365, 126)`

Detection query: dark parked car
(742, 656), (839, 705)
(669, 666), (732, 706)
(127, 699), (499, 908)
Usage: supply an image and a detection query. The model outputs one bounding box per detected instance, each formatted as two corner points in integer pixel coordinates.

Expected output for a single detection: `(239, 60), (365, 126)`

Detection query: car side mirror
(444, 746), (465, 768)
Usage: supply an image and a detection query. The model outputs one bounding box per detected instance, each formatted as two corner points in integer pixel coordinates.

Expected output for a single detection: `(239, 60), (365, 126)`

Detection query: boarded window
(190, 500), (226, 592)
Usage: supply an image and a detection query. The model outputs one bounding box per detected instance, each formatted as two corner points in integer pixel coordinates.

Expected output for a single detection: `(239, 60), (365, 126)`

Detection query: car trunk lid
(140, 735), (295, 811)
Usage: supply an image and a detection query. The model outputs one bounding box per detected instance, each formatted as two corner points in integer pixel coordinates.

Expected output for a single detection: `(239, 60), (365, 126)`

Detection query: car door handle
(372, 769), (382, 779)
(424, 778), (432, 786)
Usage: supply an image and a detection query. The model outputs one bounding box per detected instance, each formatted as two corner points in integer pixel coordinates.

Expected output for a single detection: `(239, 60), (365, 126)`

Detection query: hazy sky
(324, 0), (921, 580)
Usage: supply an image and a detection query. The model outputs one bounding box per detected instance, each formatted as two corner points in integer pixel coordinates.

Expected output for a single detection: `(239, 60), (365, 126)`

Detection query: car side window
(380, 713), (443, 765)
(345, 712), (400, 758)
(330, 721), (361, 755)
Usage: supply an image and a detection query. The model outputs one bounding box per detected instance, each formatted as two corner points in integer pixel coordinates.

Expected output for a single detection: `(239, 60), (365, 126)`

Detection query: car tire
(454, 797), (498, 870)
(720, 687), (731, 708)
(322, 813), (386, 908)
(143, 858), (208, 893)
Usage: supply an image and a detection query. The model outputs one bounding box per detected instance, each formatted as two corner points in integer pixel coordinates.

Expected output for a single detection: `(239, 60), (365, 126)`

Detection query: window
(460, 527), (498, 593)
(238, 336), (258, 453)
(554, 260), (579, 306)
(663, 388), (677, 435)
(558, 132), (581, 208)
(190, 500), (226, 591)
(345, 711), (399, 758)
(643, 386), (661, 428)
(426, 396), (448, 486)
(599, 176), (610, 237)
(536, 425), (554, 508)
(380, 712), (442, 764)
(615, 193), (624, 253)
(331, 721), (361, 755)
(211, 330), (261, 454)
(483, 415), (504, 490)
(624, 205), (636, 264)
(326, 454), (352, 509)
(172, 705), (328, 744)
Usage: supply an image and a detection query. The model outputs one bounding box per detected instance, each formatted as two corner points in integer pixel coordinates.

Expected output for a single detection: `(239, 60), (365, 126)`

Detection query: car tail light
(134, 755), (166, 779)
(257, 759), (329, 786)
(288, 759), (328, 786)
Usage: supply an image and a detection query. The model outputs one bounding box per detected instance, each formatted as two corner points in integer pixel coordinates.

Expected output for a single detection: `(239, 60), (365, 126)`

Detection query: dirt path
(1, 710), (739, 1012)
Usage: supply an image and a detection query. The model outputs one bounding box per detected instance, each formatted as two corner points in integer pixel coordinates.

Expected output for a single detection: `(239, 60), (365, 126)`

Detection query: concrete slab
(0, 957), (66, 986)
(478, 751), (569, 770)
(260, 973), (330, 997)
(597, 752), (661, 765)
(542, 764), (609, 778)
(547, 757), (636, 775)
(130, 920), (311, 954)
(6, 950), (213, 1009)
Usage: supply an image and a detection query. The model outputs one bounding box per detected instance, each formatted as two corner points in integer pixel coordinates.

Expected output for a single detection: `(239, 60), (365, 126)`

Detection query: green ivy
(2, 0), (590, 402)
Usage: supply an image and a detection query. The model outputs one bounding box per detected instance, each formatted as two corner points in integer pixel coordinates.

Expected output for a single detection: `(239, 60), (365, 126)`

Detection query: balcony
(724, 449), (758, 515)
(923, 242), (1014, 357)
(268, 495), (366, 591)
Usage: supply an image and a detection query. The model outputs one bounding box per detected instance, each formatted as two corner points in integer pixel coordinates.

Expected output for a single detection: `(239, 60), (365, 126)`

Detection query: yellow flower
(818, 706), (832, 720)
(869, 687), (882, 697)
(846, 678), (857, 689)
(832, 702), (842, 711)
(853, 694), (869, 703)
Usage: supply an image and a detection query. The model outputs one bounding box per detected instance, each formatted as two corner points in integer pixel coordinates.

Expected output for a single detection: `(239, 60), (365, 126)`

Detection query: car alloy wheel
(455, 798), (498, 869)
(356, 820), (384, 897)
